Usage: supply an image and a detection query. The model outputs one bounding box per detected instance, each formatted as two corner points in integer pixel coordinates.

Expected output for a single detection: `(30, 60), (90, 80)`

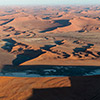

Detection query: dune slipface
(0, 5), (100, 100)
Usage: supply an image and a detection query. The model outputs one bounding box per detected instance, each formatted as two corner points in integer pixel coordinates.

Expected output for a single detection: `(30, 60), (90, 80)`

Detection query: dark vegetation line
(1, 65), (100, 77)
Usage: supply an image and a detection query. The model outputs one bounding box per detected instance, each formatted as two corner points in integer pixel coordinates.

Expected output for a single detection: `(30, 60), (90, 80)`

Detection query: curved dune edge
(0, 76), (100, 100)
(47, 17), (100, 33)
(20, 58), (100, 66)
(2, 15), (100, 33)
(0, 77), (70, 100)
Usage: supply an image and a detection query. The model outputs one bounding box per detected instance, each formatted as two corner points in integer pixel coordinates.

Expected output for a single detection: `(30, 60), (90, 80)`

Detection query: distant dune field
(0, 5), (100, 100)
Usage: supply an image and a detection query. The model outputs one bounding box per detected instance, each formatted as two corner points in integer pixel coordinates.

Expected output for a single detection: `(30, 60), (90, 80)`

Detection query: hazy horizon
(0, 0), (100, 6)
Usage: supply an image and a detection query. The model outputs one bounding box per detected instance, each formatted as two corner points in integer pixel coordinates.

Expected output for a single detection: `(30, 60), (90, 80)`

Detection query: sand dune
(0, 76), (100, 100)
(0, 5), (100, 100)
(6, 16), (64, 31)
(49, 17), (100, 33)
(1, 6), (100, 33)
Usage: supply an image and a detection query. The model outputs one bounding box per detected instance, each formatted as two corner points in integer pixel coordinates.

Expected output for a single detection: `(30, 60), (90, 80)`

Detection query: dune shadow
(3, 26), (15, 32)
(42, 17), (50, 20)
(40, 20), (71, 33)
(1, 38), (17, 52)
(40, 42), (70, 58)
(27, 76), (100, 100)
(12, 49), (45, 66)
(73, 43), (94, 53)
(55, 40), (64, 45)
(14, 31), (21, 35)
(1, 38), (46, 66)
(72, 43), (99, 58)
(78, 29), (85, 33)
(40, 45), (56, 51)
(0, 18), (14, 26)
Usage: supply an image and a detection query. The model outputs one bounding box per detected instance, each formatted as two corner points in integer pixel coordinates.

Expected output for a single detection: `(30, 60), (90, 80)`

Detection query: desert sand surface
(0, 5), (100, 100)
(0, 5), (100, 67)
(0, 76), (100, 100)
